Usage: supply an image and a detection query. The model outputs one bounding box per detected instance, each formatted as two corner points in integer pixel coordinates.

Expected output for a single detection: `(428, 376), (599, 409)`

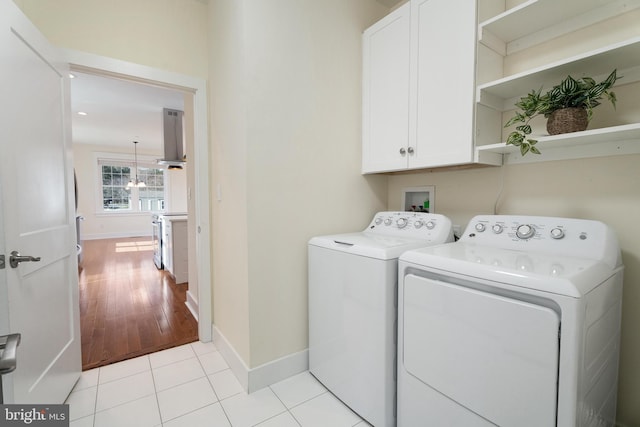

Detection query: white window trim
(94, 151), (168, 215)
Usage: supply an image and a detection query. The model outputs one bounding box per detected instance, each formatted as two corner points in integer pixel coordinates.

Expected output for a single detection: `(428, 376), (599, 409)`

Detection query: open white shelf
(474, 1), (640, 167)
(476, 123), (640, 164)
(479, 0), (640, 54)
(476, 37), (640, 110)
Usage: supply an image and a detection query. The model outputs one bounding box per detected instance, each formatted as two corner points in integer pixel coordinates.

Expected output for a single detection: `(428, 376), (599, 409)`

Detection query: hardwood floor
(79, 236), (198, 370)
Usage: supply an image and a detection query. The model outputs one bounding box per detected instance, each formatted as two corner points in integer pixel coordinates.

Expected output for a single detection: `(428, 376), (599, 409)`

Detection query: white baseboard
(247, 347), (309, 393)
(212, 325), (250, 390)
(83, 231), (152, 240)
(212, 325), (308, 393)
(185, 291), (199, 321)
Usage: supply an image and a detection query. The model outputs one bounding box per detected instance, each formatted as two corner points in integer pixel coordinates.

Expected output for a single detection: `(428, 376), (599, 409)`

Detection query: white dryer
(397, 215), (624, 427)
(309, 211), (453, 427)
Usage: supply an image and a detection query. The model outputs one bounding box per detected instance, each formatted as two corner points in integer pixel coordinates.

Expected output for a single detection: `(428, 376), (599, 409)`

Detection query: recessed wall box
(402, 186), (435, 213)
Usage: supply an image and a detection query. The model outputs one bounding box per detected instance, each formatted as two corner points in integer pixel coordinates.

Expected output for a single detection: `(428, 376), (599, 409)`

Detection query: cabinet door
(164, 220), (173, 273)
(171, 221), (189, 284)
(362, 3), (411, 174)
(409, 0), (476, 168)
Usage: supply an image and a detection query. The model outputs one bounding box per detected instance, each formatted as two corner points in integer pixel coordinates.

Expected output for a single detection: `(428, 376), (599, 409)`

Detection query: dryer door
(402, 274), (560, 426)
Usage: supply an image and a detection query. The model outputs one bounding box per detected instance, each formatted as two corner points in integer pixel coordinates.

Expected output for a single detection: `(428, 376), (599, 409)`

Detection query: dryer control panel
(462, 215), (621, 268)
(366, 211), (454, 242)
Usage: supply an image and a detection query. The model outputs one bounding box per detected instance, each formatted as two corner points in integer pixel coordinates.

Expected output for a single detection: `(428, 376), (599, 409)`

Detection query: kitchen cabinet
(362, 0), (479, 174)
(163, 217), (188, 284)
(475, 0), (640, 164)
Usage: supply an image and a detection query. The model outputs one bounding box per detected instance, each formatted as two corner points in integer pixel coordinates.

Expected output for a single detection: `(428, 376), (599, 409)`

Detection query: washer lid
(400, 242), (618, 297)
(309, 232), (447, 260)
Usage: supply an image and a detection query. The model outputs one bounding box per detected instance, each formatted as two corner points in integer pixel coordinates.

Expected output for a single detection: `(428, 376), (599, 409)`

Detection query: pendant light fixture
(127, 141), (146, 188)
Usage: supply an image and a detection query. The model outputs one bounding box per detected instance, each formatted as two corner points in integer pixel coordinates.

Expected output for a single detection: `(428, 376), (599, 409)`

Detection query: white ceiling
(70, 72), (185, 151)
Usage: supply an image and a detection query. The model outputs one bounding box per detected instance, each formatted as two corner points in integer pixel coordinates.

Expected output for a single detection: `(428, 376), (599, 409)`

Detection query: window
(99, 160), (165, 213)
(137, 167), (165, 212)
(102, 165), (132, 210)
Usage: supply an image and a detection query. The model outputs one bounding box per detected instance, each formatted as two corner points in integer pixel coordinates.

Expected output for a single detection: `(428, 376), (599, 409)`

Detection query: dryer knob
(425, 221), (435, 230)
(550, 228), (565, 239)
(414, 220), (424, 229)
(384, 218), (392, 226)
(516, 224), (535, 239)
(375, 217), (383, 225)
(475, 223), (486, 232)
(492, 224), (504, 234)
(396, 218), (408, 228)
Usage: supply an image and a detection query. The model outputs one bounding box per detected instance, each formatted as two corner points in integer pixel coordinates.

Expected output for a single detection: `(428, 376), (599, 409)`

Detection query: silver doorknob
(399, 147), (406, 155)
(0, 333), (21, 374)
(407, 146), (414, 154)
(9, 251), (41, 268)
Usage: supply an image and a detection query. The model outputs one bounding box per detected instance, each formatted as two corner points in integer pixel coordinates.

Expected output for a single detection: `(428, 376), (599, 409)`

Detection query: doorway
(66, 51), (212, 368)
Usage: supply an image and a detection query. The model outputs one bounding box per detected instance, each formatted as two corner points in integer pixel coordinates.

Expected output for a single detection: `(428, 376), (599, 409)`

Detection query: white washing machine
(309, 211), (453, 427)
(397, 215), (624, 427)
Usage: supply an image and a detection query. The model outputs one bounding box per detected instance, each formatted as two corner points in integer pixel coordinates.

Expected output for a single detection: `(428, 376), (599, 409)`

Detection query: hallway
(79, 237), (198, 370)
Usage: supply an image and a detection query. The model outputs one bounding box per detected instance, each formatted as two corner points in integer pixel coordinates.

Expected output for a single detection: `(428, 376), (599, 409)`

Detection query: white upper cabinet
(363, 0), (640, 170)
(475, 0), (640, 164)
(362, 3), (411, 173)
(409, 0), (477, 169)
(362, 0), (480, 174)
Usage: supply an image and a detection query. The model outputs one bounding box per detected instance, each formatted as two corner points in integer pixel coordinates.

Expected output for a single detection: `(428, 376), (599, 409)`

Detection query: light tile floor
(66, 341), (370, 427)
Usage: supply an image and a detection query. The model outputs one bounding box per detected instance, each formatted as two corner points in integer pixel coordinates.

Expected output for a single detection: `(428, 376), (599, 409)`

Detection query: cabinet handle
(407, 146), (414, 154)
(399, 147), (406, 155)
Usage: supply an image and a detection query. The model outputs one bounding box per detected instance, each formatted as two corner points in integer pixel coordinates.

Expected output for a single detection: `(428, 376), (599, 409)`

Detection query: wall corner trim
(185, 291), (199, 322)
(212, 325), (309, 393)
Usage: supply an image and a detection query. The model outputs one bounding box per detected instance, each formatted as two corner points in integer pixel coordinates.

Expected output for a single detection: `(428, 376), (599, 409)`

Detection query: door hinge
(0, 255), (4, 269)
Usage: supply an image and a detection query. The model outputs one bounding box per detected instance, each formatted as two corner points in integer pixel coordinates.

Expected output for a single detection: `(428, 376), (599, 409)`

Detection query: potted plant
(504, 69), (620, 156)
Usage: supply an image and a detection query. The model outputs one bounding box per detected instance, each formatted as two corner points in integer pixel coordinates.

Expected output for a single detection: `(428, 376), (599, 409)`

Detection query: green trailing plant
(504, 69), (620, 156)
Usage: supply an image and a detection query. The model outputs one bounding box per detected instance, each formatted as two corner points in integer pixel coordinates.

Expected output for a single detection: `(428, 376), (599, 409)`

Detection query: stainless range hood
(158, 108), (185, 169)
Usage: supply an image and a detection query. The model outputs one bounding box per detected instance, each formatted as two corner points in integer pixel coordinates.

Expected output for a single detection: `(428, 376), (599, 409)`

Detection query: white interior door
(0, 0), (81, 403)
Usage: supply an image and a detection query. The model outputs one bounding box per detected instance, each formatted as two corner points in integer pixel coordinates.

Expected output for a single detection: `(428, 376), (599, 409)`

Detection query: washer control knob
(425, 221), (435, 230)
(396, 218), (408, 228)
(550, 228), (565, 239)
(550, 264), (564, 276)
(475, 223), (486, 232)
(414, 220), (424, 229)
(492, 224), (504, 234)
(375, 217), (383, 225)
(384, 218), (392, 226)
(516, 224), (535, 239)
